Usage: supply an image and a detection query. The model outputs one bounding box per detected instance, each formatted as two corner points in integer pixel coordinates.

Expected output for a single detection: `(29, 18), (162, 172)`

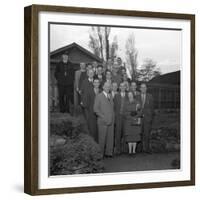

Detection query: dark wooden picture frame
(24, 4), (195, 195)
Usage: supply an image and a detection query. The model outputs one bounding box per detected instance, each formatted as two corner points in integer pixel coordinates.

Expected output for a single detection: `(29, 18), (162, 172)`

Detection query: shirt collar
(103, 91), (108, 98)
(88, 78), (93, 82)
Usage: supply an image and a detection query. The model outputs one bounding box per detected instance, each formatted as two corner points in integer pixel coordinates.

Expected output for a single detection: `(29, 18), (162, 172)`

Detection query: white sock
(128, 143), (132, 154)
(132, 143), (137, 154)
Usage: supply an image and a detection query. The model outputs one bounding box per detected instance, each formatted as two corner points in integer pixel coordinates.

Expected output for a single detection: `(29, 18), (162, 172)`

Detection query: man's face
(62, 54), (68, 63)
(113, 62), (119, 73)
(87, 65), (92, 71)
(92, 61), (98, 68)
(140, 84), (147, 93)
(106, 71), (112, 80)
(103, 82), (111, 93)
(88, 69), (94, 79)
(131, 82), (137, 91)
(112, 83), (118, 92)
(93, 79), (100, 88)
(80, 63), (86, 70)
(122, 69), (126, 75)
(117, 57), (122, 66)
(97, 67), (103, 75)
(123, 73), (128, 80)
(120, 83), (126, 92)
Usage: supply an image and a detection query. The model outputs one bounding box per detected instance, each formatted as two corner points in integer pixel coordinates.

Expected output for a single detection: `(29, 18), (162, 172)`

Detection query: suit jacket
(114, 93), (127, 116)
(112, 73), (122, 86)
(94, 92), (114, 126)
(81, 79), (94, 103)
(54, 61), (74, 86)
(94, 74), (105, 89)
(82, 87), (100, 112)
(139, 93), (154, 122)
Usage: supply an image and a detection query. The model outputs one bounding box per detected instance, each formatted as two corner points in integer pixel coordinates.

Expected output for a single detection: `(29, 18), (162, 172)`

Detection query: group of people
(55, 53), (154, 157)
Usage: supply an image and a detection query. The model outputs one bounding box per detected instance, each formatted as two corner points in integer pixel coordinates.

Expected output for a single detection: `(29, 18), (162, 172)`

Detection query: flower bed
(50, 113), (104, 175)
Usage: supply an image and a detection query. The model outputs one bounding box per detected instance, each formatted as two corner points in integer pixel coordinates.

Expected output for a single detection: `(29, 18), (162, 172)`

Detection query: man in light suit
(94, 82), (114, 157)
(139, 83), (154, 153)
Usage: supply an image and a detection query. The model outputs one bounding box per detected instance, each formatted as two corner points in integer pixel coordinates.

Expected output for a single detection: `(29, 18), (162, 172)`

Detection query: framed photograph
(24, 4), (195, 195)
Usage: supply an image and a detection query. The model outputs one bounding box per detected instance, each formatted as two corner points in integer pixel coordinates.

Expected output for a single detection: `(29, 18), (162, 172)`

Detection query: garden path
(103, 152), (179, 173)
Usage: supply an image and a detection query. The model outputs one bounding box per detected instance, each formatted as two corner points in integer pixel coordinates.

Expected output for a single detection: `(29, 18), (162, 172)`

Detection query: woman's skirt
(123, 120), (141, 142)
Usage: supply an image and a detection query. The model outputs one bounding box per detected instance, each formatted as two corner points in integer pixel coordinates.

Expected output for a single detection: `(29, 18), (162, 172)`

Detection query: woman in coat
(123, 91), (142, 155)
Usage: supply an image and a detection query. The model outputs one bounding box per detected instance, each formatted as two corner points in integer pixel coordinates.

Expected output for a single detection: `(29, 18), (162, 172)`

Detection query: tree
(105, 27), (111, 61)
(88, 34), (101, 58)
(88, 26), (112, 61)
(109, 35), (118, 61)
(125, 33), (138, 81)
(137, 58), (161, 82)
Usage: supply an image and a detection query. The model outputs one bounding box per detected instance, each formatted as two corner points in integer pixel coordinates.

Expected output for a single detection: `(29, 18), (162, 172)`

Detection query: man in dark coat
(94, 65), (105, 90)
(82, 78), (100, 142)
(54, 53), (75, 113)
(80, 69), (95, 121)
(139, 83), (154, 153)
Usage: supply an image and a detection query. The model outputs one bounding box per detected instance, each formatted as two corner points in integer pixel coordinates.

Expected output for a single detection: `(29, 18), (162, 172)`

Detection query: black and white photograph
(24, 5), (195, 195)
(49, 23), (181, 176)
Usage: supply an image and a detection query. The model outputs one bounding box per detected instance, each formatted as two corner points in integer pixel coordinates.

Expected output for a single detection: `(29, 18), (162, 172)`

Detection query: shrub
(150, 127), (180, 153)
(50, 113), (104, 175)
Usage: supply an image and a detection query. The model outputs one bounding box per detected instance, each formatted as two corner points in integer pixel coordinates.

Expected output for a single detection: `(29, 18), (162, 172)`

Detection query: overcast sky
(50, 24), (181, 74)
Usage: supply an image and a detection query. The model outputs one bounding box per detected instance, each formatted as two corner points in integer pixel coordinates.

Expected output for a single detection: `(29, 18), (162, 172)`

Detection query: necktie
(112, 92), (115, 98)
(142, 94), (145, 108)
(107, 93), (111, 101)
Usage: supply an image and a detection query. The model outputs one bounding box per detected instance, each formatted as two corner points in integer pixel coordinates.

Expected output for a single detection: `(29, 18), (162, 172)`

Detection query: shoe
(132, 153), (136, 157)
(105, 154), (113, 158)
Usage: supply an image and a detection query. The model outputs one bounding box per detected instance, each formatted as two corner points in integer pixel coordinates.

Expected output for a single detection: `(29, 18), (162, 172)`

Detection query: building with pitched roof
(50, 42), (103, 111)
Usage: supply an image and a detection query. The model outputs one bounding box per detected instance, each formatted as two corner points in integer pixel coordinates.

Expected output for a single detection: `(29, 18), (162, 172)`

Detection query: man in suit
(113, 82), (127, 154)
(86, 63), (93, 72)
(74, 62), (87, 107)
(130, 82), (140, 98)
(82, 78), (100, 142)
(94, 65), (105, 90)
(139, 83), (154, 153)
(111, 82), (118, 99)
(80, 69), (95, 120)
(112, 61), (122, 86)
(54, 53), (75, 113)
(92, 61), (98, 75)
(106, 58), (113, 71)
(104, 70), (113, 85)
(94, 82), (114, 157)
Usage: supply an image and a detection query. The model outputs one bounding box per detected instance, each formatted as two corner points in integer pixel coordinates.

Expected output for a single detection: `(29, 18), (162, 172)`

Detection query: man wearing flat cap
(54, 53), (75, 113)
